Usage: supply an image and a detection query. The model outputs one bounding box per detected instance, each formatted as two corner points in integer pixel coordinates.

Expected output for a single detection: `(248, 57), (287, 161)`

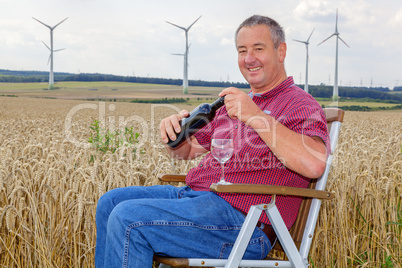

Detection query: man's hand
(159, 110), (189, 144)
(219, 87), (264, 125)
(159, 110), (206, 160)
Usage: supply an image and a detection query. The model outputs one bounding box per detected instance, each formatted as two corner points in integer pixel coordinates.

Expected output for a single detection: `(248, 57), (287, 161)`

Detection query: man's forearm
(248, 112), (327, 178)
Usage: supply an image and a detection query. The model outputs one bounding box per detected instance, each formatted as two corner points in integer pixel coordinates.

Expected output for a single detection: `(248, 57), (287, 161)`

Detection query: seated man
(95, 14), (330, 268)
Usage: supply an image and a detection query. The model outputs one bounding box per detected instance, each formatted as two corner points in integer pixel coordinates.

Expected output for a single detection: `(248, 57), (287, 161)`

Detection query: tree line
(1, 69), (401, 102)
(307, 85), (402, 102)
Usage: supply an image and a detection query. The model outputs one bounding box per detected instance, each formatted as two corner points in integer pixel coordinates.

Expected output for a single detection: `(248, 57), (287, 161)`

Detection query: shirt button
(200, 164), (203, 167)
(235, 125), (238, 129)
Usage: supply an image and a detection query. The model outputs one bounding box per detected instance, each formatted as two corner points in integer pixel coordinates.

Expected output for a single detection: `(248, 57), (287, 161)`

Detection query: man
(95, 15), (330, 268)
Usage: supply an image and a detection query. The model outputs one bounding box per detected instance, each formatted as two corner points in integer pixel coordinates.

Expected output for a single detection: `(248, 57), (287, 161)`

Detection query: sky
(0, 0), (401, 89)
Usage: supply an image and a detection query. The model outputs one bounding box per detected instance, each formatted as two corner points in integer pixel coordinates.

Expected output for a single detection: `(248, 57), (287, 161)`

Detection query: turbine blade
(47, 54), (51, 65)
(52, 17), (68, 30)
(171, 53), (184, 56)
(317, 33), (335, 46)
(335, 9), (338, 32)
(338, 36), (350, 48)
(293, 39), (307, 44)
(187, 15), (202, 30)
(54, 48), (65, 52)
(307, 28), (315, 42)
(166, 20), (186, 31)
(42, 41), (51, 51)
(33, 17), (51, 29)
(187, 43), (191, 54)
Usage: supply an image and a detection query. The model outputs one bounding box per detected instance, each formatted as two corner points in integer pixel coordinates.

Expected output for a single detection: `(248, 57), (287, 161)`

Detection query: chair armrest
(210, 183), (334, 200)
(153, 255), (189, 266)
(158, 174), (187, 182)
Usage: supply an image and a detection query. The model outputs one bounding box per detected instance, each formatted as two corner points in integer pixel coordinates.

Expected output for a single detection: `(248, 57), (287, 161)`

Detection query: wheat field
(0, 96), (401, 267)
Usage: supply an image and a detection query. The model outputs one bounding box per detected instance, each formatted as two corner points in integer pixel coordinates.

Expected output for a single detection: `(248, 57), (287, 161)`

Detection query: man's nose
(245, 51), (256, 64)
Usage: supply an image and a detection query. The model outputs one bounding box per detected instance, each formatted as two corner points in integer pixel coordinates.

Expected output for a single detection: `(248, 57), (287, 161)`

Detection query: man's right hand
(159, 110), (189, 144)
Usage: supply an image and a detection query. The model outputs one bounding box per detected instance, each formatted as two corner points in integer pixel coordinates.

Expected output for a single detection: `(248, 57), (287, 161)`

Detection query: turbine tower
(172, 51), (186, 84)
(166, 15), (201, 94)
(33, 17), (68, 89)
(318, 9), (349, 101)
(293, 28), (314, 93)
(171, 44), (191, 87)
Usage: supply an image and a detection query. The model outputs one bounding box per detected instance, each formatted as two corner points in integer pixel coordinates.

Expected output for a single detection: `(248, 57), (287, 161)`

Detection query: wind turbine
(166, 15), (201, 94)
(293, 28), (315, 93)
(33, 17), (68, 89)
(171, 44), (191, 86)
(318, 9), (349, 101)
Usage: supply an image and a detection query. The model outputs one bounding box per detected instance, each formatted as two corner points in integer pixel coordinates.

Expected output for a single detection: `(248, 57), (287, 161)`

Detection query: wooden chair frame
(154, 108), (345, 268)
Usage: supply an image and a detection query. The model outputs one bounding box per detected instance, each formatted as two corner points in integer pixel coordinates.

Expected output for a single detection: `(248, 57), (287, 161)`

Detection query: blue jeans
(95, 185), (272, 268)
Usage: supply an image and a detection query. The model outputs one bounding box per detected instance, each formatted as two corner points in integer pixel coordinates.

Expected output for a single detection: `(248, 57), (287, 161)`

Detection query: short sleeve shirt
(186, 77), (330, 229)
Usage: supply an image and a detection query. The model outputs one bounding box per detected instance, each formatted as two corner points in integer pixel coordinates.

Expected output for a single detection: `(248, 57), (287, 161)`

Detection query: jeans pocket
(219, 236), (268, 260)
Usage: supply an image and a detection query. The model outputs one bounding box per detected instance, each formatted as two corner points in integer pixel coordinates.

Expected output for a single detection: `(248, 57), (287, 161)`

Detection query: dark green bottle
(167, 96), (225, 148)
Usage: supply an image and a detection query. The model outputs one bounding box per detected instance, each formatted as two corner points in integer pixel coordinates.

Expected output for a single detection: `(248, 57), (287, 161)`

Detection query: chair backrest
(273, 108), (344, 255)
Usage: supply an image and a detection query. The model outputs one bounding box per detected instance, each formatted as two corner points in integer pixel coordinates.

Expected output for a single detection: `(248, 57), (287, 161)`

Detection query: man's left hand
(219, 87), (264, 125)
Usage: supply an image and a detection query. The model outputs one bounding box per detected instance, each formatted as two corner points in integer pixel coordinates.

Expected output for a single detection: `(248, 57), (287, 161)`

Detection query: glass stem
(220, 162), (225, 181)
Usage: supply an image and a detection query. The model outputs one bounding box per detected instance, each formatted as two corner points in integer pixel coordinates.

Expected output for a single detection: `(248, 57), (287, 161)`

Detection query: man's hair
(235, 15), (286, 49)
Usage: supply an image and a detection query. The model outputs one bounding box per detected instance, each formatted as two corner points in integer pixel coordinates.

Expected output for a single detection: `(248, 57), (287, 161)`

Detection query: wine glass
(211, 138), (234, 185)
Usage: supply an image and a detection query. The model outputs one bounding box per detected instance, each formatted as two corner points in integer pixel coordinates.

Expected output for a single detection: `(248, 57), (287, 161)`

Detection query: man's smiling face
(236, 24), (287, 93)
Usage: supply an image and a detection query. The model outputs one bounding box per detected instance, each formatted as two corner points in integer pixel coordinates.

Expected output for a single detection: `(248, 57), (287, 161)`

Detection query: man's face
(236, 24), (286, 93)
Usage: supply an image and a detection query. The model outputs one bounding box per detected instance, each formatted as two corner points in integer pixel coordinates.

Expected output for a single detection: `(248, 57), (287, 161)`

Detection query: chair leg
(265, 200), (308, 267)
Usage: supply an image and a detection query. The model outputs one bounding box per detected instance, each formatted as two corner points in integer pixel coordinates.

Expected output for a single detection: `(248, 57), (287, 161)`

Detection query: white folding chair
(154, 108), (345, 268)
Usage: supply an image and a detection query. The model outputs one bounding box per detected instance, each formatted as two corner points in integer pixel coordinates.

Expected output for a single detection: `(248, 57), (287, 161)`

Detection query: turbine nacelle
(317, 9), (349, 48)
(32, 17), (68, 30)
(293, 28), (315, 46)
(293, 28), (314, 93)
(166, 15), (202, 33)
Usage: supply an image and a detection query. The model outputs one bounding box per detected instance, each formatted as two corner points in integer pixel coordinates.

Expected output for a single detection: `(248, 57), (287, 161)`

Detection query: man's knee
(107, 200), (145, 229)
(96, 187), (137, 217)
(96, 189), (117, 218)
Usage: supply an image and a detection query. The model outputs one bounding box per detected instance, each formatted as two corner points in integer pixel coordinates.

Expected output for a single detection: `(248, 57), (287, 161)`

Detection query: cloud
(389, 7), (402, 26)
(220, 38), (233, 46)
(0, 0), (401, 88)
(293, 0), (332, 21)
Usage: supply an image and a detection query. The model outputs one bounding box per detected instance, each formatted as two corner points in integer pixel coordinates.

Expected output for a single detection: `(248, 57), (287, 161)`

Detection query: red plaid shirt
(186, 77), (330, 229)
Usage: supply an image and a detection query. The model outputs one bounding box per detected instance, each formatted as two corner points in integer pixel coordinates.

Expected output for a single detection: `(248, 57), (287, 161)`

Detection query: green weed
(88, 119), (141, 161)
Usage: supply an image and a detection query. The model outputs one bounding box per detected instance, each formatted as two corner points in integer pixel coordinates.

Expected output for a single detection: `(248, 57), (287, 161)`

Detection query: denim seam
(260, 236), (265, 259)
(127, 220), (243, 231)
(123, 224), (131, 268)
(219, 236), (265, 259)
(256, 228), (270, 259)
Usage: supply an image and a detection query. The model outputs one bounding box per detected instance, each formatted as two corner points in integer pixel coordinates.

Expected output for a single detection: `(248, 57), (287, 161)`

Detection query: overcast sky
(1, 0), (401, 89)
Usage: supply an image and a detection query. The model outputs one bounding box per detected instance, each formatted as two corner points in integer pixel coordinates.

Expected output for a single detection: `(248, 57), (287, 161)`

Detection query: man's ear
(277, 42), (287, 62)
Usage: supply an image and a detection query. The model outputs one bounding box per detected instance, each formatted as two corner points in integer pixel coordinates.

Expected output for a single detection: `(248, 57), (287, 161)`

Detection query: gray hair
(235, 15), (286, 49)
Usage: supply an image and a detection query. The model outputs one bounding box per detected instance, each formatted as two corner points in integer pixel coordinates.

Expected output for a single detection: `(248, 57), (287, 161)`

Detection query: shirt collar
(248, 76), (295, 98)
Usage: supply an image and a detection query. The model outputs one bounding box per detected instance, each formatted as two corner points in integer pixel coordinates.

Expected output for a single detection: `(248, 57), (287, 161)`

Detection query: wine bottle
(167, 96), (225, 148)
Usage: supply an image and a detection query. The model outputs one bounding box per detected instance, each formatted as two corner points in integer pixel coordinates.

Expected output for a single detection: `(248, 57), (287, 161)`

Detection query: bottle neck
(210, 96), (225, 113)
